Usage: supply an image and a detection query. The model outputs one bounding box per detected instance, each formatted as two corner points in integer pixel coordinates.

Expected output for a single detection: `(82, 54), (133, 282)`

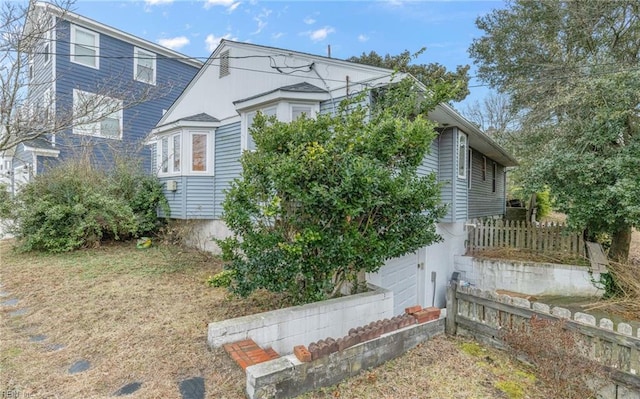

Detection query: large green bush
(219, 79), (454, 304)
(12, 158), (169, 253)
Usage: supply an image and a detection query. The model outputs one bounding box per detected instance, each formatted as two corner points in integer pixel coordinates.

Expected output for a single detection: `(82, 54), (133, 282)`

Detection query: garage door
(368, 252), (419, 316)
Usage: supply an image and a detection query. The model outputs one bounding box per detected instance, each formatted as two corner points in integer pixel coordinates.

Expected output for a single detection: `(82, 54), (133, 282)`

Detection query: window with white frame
(157, 131), (212, 175)
(291, 104), (313, 120)
(191, 133), (208, 172)
(70, 24), (99, 69)
(243, 106), (277, 151)
(457, 132), (467, 179)
(134, 47), (156, 85)
(72, 89), (122, 139)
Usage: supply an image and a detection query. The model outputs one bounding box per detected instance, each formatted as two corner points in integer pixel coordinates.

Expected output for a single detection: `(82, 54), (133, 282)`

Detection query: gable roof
(31, 2), (202, 68)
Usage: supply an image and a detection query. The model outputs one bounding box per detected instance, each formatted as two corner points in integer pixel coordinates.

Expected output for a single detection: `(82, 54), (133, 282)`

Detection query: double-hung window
(243, 106), (277, 151)
(71, 25), (99, 69)
(73, 89), (122, 139)
(158, 134), (182, 175)
(134, 47), (156, 85)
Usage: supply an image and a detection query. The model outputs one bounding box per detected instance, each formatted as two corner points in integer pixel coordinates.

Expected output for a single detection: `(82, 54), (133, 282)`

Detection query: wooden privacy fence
(468, 219), (586, 257)
(446, 285), (640, 392)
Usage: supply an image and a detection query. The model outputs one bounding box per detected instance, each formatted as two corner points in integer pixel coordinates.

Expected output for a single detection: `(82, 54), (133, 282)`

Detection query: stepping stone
(45, 344), (65, 352)
(9, 308), (27, 317)
(29, 335), (47, 342)
(1, 298), (19, 306)
(179, 377), (205, 399)
(68, 360), (91, 374)
(114, 382), (142, 396)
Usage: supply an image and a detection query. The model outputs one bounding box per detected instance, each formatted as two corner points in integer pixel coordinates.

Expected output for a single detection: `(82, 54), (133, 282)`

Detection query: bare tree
(0, 0), (171, 152)
(462, 91), (520, 149)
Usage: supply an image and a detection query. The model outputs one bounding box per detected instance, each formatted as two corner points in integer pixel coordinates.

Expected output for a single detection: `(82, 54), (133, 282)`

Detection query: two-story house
(150, 40), (518, 315)
(10, 2), (201, 193)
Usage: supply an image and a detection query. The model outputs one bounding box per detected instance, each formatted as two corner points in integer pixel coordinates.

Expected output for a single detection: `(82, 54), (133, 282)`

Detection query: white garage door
(368, 251), (419, 316)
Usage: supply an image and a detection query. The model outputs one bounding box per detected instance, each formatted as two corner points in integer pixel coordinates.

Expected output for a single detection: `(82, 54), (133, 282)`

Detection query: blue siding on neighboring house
(468, 150), (506, 218)
(438, 128), (455, 222)
(50, 20), (198, 173)
(214, 122), (242, 218)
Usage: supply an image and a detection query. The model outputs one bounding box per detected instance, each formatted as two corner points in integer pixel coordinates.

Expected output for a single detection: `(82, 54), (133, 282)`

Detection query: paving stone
(45, 344), (65, 352)
(114, 382), (142, 396)
(1, 298), (19, 306)
(68, 360), (91, 374)
(179, 377), (205, 399)
(9, 308), (27, 317)
(29, 334), (47, 342)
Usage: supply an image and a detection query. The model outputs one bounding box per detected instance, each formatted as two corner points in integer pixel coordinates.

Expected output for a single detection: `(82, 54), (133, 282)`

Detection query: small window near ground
(134, 47), (156, 85)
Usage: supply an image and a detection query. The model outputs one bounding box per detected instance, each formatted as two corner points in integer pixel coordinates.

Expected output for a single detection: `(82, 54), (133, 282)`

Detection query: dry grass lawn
(1, 239), (550, 399)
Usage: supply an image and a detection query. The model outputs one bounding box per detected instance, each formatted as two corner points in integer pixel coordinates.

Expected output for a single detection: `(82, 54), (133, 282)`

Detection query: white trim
(188, 130), (214, 175)
(234, 90), (328, 111)
(23, 146), (59, 157)
(70, 24), (99, 69)
(151, 119), (219, 135)
(157, 131), (183, 177)
(133, 47), (156, 85)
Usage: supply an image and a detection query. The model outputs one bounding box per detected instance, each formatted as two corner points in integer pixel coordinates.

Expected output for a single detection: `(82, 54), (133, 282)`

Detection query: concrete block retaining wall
(454, 256), (602, 296)
(246, 315), (445, 399)
(208, 285), (394, 355)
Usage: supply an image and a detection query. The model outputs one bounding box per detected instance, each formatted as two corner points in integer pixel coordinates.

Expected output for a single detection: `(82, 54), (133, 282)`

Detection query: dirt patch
(630, 229), (640, 265)
(470, 247), (589, 266)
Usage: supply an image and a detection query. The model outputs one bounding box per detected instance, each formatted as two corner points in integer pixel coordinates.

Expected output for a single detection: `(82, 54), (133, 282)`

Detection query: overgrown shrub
(502, 316), (609, 399)
(0, 184), (11, 219)
(206, 270), (236, 288)
(12, 158), (169, 253)
(535, 188), (552, 219)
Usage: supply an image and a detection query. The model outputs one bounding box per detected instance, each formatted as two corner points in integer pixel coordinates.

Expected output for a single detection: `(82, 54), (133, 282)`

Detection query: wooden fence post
(445, 282), (458, 336)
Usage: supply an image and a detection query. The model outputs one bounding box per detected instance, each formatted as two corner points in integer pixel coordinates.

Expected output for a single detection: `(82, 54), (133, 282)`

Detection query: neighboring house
(10, 2), (201, 193)
(151, 40), (518, 314)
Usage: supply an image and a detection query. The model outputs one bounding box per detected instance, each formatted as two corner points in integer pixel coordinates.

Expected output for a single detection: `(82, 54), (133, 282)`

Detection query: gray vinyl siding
(214, 122), (242, 218)
(184, 176), (216, 218)
(468, 149), (506, 218)
(418, 139), (439, 177)
(438, 128), (455, 222)
(159, 176), (185, 219)
(158, 175), (216, 219)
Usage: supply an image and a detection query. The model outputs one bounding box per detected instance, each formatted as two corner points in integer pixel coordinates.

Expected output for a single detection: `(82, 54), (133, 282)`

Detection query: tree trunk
(609, 225), (632, 263)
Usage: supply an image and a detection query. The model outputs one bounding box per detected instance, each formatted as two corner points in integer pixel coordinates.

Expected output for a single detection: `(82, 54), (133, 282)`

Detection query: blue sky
(72, 0), (505, 109)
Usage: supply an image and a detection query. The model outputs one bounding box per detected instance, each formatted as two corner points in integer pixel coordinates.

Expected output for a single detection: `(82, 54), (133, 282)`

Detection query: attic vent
(219, 50), (230, 78)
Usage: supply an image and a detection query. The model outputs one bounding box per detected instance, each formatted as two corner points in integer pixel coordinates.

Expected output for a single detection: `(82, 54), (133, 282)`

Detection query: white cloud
(145, 0), (173, 5)
(272, 32), (284, 40)
(303, 17), (316, 25)
(157, 36), (190, 50)
(204, 0), (241, 12)
(304, 26), (335, 42)
(358, 34), (369, 42)
(205, 33), (237, 52)
(252, 8), (272, 34)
